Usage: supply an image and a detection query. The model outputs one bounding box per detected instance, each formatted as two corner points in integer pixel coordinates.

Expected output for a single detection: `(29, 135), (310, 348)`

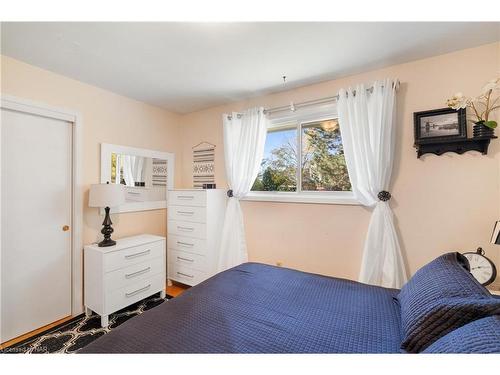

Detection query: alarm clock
(462, 247), (497, 286)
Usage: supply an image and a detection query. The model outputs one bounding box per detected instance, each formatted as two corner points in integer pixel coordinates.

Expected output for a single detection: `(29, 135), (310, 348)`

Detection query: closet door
(1, 108), (72, 342)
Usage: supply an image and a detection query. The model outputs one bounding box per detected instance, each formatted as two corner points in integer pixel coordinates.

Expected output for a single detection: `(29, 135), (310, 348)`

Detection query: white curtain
(337, 78), (407, 288)
(218, 107), (268, 271)
(133, 156), (145, 183)
(122, 155), (135, 187)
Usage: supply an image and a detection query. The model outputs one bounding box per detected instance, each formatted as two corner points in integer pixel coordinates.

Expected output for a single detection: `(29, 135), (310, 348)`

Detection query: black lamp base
(98, 238), (116, 247)
(98, 206), (116, 247)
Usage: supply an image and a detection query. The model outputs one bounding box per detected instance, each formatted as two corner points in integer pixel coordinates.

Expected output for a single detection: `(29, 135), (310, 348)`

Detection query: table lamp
(89, 182), (126, 247)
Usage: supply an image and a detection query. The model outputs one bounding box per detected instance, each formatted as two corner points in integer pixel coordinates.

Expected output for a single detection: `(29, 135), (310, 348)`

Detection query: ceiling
(1, 22), (499, 114)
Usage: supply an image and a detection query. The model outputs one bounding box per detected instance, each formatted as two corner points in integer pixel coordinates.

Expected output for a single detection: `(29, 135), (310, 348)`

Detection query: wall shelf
(415, 136), (497, 158)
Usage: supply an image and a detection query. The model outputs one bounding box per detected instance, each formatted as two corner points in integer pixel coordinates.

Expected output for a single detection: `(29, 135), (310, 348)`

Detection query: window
(248, 111), (356, 205)
(251, 126), (298, 192)
(300, 120), (351, 192)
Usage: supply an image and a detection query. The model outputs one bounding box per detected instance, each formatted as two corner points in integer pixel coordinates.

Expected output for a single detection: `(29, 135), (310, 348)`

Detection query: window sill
(242, 191), (360, 205)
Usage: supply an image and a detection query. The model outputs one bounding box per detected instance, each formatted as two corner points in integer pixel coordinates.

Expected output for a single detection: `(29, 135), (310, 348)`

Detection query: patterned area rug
(1, 294), (169, 354)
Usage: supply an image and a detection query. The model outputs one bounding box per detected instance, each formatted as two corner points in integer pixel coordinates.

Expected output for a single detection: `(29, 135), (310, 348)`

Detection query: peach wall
(2, 42), (499, 286)
(0, 55), (183, 245)
(179, 42), (500, 282)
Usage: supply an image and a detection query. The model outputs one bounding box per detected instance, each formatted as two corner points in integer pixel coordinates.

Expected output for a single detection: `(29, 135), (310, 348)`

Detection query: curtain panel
(337, 78), (407, 288)
(218, 107), (268, 271)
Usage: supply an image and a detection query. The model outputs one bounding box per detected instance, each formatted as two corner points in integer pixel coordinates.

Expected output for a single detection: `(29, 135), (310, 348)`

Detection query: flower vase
(473, 121), (495, 138)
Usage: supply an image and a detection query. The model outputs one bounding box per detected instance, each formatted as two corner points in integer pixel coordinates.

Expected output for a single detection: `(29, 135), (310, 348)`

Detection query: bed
(80, 254), (500, 354)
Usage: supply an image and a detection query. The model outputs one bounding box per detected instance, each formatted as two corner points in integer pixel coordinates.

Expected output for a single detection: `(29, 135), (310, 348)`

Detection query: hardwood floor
(1, 281), (191, 350)
(167, 281), (190, 297)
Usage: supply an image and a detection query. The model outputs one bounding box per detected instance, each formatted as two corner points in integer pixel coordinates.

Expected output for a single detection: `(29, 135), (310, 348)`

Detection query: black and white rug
(2, 294), (169, 354)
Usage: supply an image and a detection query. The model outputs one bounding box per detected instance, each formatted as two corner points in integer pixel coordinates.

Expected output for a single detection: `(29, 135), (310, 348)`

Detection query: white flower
(482, 78), (500, 94)
(446, 92), (470, 109)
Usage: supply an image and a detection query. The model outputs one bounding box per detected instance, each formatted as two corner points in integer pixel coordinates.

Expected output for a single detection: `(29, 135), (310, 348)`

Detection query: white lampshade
(88, 183), (126, 208)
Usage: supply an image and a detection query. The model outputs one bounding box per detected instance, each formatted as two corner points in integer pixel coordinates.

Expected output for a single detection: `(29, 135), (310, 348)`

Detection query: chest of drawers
(84, 234), (166, 327)
(167, 189), (226, 286)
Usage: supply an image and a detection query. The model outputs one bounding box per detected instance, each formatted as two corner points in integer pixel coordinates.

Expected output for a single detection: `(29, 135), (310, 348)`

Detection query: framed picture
(414, 107), (467, 144)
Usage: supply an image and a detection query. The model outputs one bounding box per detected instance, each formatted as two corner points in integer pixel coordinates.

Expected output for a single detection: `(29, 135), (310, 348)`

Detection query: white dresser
(84, 234), (166, 327)
(168, 189), (226, 286)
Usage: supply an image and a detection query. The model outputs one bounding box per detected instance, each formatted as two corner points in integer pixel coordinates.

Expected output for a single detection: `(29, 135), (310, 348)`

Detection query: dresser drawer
(104, 257), (165, 292)
(168, 234), (206, 255)
(168, 190), (206, 207)
(103, 241), (165, 273)
(105, 274), (164, 315)
(168, 249), (208, 272)
(168, 205), (206, 223)
(168, 263), (207, 286)
(168, 220), (206, 239)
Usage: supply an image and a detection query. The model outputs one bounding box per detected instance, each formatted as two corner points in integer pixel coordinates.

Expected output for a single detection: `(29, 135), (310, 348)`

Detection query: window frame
(244, 106), (358, 205)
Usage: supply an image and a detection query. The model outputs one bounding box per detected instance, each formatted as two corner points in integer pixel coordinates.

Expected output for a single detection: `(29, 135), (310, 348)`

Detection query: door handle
(177, 241), (194, 247)
(62, 225), (70, 231)
(125, 267), (151, 279)
(177, 226), (194, 231)
(125, 284), (151, 297)
(125, 249), (151, 259)
(177, 271), (194, 278)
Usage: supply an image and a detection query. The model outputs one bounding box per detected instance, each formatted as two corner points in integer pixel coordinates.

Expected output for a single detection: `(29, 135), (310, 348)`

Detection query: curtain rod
(227, 80), (400, 120)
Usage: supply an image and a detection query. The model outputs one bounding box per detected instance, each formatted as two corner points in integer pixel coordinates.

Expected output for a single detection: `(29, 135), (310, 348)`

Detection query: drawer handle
(177, 256), (194, 262)
(125, 284), (151, 297)
(177, 271), (194, 278)
(178, 195), (194, 199)
(125, 249), (151, 259)
(125, 267), (151, 279)
(177, 211), (194, 215)
(177, 241), (194, 247)
(127, 191), (141, 195)
(177, 226), (194, 231)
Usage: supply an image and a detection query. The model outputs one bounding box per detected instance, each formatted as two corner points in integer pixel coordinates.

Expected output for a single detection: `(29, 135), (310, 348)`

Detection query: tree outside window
(252, 118), (351, 192)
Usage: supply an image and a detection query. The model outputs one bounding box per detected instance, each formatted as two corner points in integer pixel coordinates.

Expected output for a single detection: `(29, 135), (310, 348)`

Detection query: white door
(1, 108), (72, 342)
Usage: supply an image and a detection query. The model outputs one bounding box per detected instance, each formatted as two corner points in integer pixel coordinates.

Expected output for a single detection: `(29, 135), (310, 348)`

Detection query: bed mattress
(80, 262), (402, 353)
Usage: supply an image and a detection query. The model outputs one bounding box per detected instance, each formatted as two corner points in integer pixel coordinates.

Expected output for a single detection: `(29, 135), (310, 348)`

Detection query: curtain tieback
(227, 189), (234, 198)
(377, 191), (391, 201)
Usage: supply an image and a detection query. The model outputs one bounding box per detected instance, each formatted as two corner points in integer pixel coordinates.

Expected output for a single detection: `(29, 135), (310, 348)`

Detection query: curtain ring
(227, 189), (234, 198)
(378, 191), (391, 201)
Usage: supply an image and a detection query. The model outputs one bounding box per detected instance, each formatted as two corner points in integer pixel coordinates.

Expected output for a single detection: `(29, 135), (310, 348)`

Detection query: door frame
(0, 95), (83, 341)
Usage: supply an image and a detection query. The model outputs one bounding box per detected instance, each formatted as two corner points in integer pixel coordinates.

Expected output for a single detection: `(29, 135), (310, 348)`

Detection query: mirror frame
(100, 143), (175, 213)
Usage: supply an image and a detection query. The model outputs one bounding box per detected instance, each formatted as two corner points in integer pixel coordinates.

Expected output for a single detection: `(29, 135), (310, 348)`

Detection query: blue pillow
(423, 315), (500, 353)
(397, 252), (500, 353)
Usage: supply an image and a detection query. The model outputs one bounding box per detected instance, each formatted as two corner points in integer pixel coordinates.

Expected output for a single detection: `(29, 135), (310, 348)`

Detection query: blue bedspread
(81, 263), (402, 353)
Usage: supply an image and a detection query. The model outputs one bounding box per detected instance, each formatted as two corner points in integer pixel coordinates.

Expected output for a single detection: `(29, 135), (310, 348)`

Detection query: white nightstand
(167, 189), (226, 286)
(487, 281), (500, 296)
(488, 287), (500, 296)
(84, 234), (166, 327)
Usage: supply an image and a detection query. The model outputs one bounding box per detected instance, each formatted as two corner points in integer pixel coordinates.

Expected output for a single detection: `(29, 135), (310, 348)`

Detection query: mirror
(101, 143), (174, 213)
(111, 154), (149, 186)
